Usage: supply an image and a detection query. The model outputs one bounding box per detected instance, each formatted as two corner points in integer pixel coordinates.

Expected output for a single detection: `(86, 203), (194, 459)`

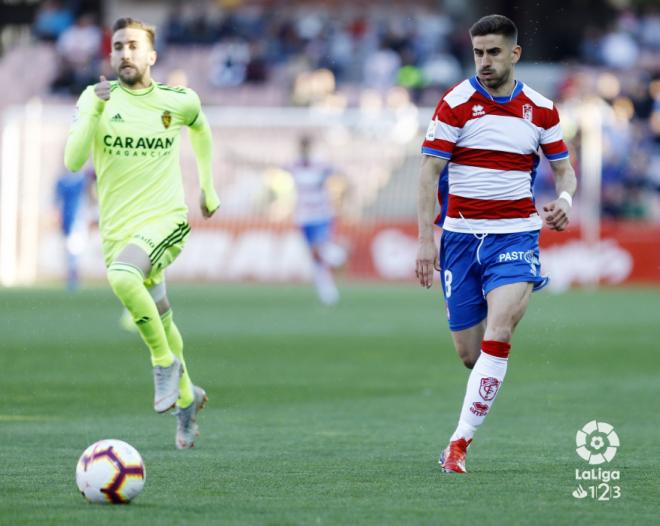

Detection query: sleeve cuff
(421, 146), (452, 160)
(546, 151), (569, 161)
(204, 189), (220, 212)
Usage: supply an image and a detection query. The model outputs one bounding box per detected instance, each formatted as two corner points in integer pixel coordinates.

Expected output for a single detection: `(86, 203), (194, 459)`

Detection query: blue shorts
(439, 230), (549, 331)
(301, 220), (332, 247)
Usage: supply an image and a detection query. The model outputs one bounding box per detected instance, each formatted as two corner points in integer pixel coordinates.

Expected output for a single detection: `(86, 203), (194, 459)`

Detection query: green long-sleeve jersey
(64, 80), (220, 241)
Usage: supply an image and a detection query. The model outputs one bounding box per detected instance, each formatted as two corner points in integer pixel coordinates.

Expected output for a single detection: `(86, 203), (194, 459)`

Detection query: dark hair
(469, 14), (518, 44)
(112, 17), (156, 49)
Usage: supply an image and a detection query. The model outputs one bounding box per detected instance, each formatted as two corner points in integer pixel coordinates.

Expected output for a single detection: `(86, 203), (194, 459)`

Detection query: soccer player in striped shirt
(416, 14), (577, 473)
(290, 136), (346, 306)
(64, 18), (221, 449)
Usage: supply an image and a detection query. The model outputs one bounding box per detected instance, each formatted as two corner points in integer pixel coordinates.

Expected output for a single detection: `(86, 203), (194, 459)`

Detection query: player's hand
(542, 198), (571, 231)
(94, 76), (111, 101)
(200, 192), (219, 218)
(416, 238), (438, 289)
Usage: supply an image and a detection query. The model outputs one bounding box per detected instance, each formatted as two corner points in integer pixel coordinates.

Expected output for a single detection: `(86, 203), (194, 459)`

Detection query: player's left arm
(540, 104), (577, 232)
(543, 157), (577, 232)
(186, 93), (220, 218)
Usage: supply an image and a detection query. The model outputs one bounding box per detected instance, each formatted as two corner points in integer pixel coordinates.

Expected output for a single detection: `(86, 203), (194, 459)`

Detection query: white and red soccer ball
(76, 439), (146, 504)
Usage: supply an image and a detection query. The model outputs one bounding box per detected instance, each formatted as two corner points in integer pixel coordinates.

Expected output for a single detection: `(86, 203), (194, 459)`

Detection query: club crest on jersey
(479, 377), (500, 401)
(161, 110), (172, 129)
(472, 104), (485, 117)
(522, 104), (533, 121)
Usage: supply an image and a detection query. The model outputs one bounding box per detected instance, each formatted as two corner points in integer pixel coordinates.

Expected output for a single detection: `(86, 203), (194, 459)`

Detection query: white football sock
(450, 341), (510, 442)
(312, 261), (339, 305)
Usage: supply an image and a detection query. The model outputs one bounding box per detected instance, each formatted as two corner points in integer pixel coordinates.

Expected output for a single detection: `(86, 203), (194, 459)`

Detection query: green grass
(0, 283), (658, 525)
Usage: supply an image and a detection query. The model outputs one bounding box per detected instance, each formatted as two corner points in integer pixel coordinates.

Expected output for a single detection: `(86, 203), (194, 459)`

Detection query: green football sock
(161, 310), (194, 408)
(107, 263), (174, 367)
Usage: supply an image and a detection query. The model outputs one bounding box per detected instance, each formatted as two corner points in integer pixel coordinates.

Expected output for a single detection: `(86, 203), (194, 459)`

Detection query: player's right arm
(64, 76), (110, 172)
(416, 98), (457, 289)
(416, 155), (447, 288)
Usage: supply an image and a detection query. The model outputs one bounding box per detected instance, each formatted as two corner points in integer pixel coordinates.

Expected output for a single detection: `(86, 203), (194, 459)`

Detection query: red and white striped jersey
(289, 160), (334, 225)
(421, 76), (569, 234)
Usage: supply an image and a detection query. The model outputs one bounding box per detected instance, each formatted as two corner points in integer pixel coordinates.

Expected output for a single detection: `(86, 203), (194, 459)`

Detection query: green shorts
(103, 216), (191, 287)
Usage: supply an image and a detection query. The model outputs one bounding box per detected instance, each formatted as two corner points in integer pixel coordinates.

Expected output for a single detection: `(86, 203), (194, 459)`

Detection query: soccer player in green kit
(64, 18), (220, 449)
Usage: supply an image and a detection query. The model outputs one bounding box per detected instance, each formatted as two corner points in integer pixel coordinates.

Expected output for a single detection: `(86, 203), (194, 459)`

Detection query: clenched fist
(200, 192), (219, 218)
(94, 75), (111, 101)
(542, 198), (571, 231)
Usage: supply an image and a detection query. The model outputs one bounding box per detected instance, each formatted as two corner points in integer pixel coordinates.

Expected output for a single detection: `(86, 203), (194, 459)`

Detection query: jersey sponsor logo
(102, 134), (175, 158)
(479, 377), (500, 401)
(103, 135), (174, 150)
(498, 250), (534, 263)
(472, 104), (485, 117)
(470, 402), (489, 416)
(497, 249), (538, 276)
(161, 110), (172, 129)
(110, 113), (124, 122)
(522, 104), (533, 121)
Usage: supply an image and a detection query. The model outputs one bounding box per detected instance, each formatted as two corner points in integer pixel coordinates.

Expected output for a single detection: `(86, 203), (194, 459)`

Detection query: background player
(290, 135), (346, 305)
(53, 165), (93, 291)
(64, 17), (220, 449)
(416, 14), (577, 473)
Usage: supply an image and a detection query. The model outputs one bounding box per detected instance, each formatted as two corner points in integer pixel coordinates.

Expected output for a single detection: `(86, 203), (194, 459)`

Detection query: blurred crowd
(26, 0), (660, 221)
(530, 8), (660, 221)
(161, 2), (468, 97)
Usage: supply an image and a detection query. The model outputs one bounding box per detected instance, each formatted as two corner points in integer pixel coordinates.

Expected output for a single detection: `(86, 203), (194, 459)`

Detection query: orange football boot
(439, 438), (472, 473)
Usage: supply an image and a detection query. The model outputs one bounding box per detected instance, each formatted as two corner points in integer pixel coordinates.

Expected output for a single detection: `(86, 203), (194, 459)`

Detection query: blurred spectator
(209, 39), (251, 88)
(245, 41), (268, 83)
(599, 26), (639, 70)
(56, 13), (101, 68)
(51, 13), (102, 95)
(639, 6), (660, 51)
(163, 3), (191, 45)
(33, 0), (74, 42)
(420, 52), (462, 91)
(364, 43), (401, 91)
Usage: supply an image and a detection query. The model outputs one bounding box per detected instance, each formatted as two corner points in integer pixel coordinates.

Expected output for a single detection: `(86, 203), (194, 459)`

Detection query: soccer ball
(75, 439), (146, 504)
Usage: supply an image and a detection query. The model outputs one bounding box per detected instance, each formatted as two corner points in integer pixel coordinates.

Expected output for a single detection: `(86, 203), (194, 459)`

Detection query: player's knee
(459, 350), (478, 369)
(310, 246), (322, 262)
(462, 355), (478, 369)
(148, 282), (169, 314)
(455, 344), (480, 369)
(155, 296), (170, 315)
(107, 265), (143, 300)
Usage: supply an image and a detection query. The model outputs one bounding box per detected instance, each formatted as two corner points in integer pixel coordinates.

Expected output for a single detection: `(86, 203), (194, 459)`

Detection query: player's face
(110, 28), (157, 86)
(472, 34), (521, 91)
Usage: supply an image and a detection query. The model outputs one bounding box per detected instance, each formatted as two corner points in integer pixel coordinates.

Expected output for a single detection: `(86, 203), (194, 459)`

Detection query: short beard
(118, 68), (143, 86)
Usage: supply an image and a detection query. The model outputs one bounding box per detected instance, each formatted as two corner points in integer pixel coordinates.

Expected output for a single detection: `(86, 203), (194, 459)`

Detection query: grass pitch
(0, 283), (657, 525)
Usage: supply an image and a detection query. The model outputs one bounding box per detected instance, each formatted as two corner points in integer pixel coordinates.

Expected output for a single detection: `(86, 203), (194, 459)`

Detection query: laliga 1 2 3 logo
(576, 420), (619, 464)
(572, 421), (622, 501)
